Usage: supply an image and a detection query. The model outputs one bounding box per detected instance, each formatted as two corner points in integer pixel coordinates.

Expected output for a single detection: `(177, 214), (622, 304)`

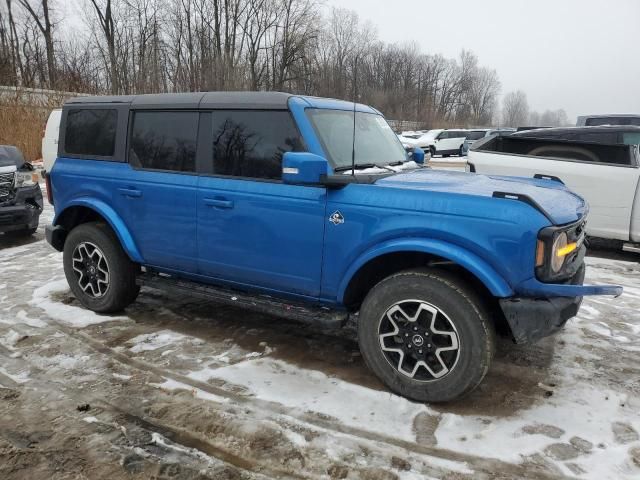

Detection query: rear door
(114, 110), (199, 272)
(448, 130), (467, 152)
(196, 109), (326, 298)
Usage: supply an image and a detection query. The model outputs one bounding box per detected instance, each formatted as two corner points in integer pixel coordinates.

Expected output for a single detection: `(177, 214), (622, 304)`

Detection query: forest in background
(0, 0), (570, 160)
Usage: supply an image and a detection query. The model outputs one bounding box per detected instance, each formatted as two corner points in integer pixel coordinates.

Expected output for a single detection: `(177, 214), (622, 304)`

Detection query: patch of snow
(0, 366), (29, 384)
(150, 378), (228, 404)
(127, 330), (192, 353)
(30, 278), (127, 327)
(112, 373), (132, 381)
(82, 416), (99, 423)
(16, 309), (47, 328)
(0, 329), (21, 348)
(209, 358), (432, 441)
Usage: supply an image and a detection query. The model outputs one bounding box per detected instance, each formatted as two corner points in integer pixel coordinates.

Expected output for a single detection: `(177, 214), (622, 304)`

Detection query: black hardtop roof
(65, 91), (295, 109)
(514, 125), (640, 137)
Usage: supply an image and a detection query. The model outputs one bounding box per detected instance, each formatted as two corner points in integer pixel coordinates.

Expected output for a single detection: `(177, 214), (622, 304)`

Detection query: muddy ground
(0, 201), (639, 480)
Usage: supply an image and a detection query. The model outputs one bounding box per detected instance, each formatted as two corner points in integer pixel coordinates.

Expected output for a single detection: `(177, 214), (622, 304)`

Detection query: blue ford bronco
(45, 92), (621, 402)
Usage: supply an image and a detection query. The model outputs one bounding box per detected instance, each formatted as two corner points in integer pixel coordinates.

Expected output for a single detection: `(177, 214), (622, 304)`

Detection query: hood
(374, 169), (587, 225)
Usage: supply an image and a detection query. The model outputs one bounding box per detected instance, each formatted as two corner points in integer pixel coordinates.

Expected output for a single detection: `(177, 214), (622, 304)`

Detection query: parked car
(430, 129), (467, 157)
(467, 135), (640, 246)
(513, 126), (640, 146)
(462, 128), (516, 155)
(407, 129), (468, 157)
(45, 92), (620, 402)
(577, 114), (640, 127)
(0, 145), (43, 237)
(42, 108), (62, 174)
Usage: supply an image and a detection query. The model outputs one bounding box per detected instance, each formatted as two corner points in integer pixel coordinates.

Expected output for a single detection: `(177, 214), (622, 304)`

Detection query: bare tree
(16, 0), (55, 86)
(502, 90), (529, 127)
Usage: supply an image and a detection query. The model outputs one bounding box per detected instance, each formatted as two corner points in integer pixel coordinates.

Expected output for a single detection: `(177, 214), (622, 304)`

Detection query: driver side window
(437, 132), (448, 140)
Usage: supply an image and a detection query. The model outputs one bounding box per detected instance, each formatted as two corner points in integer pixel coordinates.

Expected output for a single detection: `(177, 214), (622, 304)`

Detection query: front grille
(0, 172), (15, 200)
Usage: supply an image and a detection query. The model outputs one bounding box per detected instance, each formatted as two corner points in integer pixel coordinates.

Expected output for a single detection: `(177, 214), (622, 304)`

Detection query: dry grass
(0, 89), (68, 162)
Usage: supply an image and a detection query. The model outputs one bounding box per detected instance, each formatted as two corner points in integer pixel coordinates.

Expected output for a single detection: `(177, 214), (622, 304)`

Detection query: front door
(197, 109), (326, 298)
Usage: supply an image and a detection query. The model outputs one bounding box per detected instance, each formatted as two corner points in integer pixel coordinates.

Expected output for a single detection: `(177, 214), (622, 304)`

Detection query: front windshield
(0, 146), (24, 168)
(307, 109), (407, 169)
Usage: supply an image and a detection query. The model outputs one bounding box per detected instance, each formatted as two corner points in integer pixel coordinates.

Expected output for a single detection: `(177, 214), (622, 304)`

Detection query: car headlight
(535, 221), (584, 282)
(551, 232), (577, 273)
(15, 171), (37, 188)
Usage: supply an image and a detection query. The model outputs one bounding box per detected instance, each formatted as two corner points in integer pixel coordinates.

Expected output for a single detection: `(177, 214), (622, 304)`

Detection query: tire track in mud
(43, 317), (576, 480)
(0, 347), (300, 480)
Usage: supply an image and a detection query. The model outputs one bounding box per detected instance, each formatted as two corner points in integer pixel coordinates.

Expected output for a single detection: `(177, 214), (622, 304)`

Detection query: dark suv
(0, 145), (43, 237)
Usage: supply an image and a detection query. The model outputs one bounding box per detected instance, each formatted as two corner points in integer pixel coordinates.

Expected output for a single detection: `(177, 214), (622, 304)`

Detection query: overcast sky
(326, 0), (640, 122)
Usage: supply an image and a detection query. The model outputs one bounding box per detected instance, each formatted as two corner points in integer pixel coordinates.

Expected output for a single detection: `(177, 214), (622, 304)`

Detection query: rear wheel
(459, 145), (464, 156)
(357, 269), (495, 402)
(63, 222), (139, 313)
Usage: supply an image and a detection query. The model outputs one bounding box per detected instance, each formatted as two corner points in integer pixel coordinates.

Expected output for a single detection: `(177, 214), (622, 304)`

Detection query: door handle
(118, 187), (142, 198)
(204, 198), (234, 209)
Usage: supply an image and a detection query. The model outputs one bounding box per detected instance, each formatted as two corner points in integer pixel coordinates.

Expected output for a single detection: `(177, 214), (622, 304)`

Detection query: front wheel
(63, 222), (140, 313)
(429, 146), (436, 157)
(357, 269), (495, 402)
(459, 145), (465, 156)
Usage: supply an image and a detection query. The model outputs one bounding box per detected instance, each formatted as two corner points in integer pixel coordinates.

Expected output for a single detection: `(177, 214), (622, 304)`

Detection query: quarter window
(65, 109), (117, 157)
(211, 110), (303, 180)
(129, 111), (198, 172)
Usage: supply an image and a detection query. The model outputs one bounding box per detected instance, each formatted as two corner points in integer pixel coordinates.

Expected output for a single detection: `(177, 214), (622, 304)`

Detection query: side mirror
(282, 152), (329, 185)
(18, 162), (34, 172)
(412, 147), (425, 164)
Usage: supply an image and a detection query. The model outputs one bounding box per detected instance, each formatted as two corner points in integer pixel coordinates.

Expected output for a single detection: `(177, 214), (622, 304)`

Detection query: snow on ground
(0, 199), (639, 479)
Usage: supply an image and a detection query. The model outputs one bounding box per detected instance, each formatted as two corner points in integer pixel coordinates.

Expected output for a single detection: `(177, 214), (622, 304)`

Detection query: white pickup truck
(467, 134), (640, 246)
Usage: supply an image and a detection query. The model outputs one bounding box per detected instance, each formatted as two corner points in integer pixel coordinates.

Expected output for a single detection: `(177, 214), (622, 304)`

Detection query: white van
(42, 108), (62, 173)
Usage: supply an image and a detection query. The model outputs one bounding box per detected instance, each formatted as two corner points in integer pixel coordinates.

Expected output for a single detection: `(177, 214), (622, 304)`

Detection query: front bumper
(500, 264), (585, 344)
(0, 184), (43, 233)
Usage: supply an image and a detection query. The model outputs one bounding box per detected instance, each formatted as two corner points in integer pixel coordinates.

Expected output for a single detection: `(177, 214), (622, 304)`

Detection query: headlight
(536, 221), (584, 282)
(15, 171), (37, 188)
(551, 232), (569, 273)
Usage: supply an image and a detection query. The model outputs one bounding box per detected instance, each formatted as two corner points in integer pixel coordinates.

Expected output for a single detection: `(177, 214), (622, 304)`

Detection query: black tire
(63, 222), (140, 313)
(459, 145), (465, 156)
(358, 269), (495, 403)
(429, 146), (436, 157)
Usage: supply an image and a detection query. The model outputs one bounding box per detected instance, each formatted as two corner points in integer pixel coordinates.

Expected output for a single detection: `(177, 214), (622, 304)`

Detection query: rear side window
(586, 117), (640, 126)
(622, 132), (640, 145)
(574, 132), (617, 144)
(129, 111), (198, 172)
(467, 131), (486, 140)
(65, 109), (117, 157)
(210, 110), (303, 180)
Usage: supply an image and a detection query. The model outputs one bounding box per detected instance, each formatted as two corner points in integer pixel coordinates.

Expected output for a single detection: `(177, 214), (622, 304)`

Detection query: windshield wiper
(334, 163), (396, 173)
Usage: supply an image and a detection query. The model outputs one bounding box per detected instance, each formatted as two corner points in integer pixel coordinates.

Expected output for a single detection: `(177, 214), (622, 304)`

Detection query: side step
(136, 272), (349, 328)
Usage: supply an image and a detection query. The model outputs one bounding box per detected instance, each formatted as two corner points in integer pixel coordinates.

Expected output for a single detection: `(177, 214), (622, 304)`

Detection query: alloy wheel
(71, 241), (110, 298)
(378, 300), (460, 381)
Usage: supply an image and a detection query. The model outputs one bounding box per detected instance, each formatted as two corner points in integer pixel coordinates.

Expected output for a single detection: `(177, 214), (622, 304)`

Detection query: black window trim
(481, 149), (639, 168)
(197, 108), (306, 184)
(61, 107), (121, 161)
(126, 109), (201, 176)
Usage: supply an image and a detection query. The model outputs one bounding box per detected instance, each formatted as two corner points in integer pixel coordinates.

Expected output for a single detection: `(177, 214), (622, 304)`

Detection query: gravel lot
(1, 198), (639, 480)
